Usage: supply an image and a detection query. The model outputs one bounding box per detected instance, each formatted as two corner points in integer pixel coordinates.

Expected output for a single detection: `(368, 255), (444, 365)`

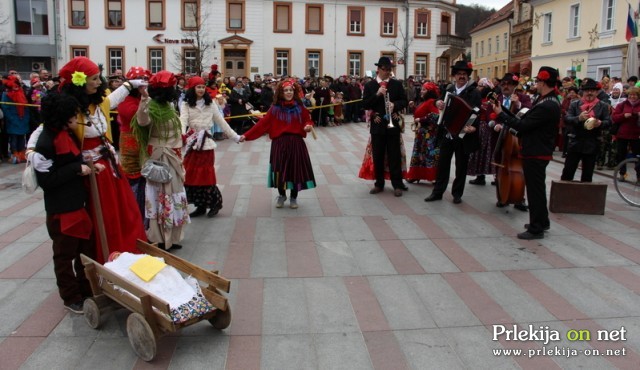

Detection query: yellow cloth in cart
(129, 255), (167, 282)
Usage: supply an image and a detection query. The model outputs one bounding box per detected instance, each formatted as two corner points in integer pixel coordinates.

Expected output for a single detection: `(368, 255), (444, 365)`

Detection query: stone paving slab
(1, 122), (640, 369)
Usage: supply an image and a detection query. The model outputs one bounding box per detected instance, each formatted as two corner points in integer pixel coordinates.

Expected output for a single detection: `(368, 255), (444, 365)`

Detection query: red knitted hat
(58, 57), (100, 88)
(149, 70), (176, 88)
(187, 76), (206, 90)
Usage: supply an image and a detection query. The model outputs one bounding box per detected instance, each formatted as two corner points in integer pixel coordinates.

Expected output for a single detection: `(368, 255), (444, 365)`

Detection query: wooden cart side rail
(201, 286), (228, 312)
(136, 240), (231, 293)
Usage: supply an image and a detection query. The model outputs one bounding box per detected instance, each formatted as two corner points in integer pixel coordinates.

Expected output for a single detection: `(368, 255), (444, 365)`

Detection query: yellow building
(530, 0), (639, 81)
(469, 2), (513, 80)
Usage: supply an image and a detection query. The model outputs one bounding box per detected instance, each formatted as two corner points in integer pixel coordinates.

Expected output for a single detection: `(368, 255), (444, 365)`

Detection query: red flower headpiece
(537, 70), (551, 81)
(467, 62), (473, 69)
(512, 75), (519, 82)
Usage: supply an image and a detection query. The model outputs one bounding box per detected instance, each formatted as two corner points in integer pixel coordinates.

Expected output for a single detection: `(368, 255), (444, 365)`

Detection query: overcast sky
(456, 0), (512, 11)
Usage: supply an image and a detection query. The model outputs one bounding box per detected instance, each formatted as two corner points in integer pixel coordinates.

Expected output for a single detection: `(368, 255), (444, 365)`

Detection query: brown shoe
(394, 189), (403, 197)
(369, 187), (384, 194)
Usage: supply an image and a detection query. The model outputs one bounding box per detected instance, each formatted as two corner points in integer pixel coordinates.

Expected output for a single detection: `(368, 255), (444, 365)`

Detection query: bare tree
(387, 24), (414, 81)
(0, 10), (17, 72)
(171, 3), (214, 76)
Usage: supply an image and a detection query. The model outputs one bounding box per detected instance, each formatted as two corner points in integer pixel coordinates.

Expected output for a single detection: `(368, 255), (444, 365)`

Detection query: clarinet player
(363, 57), (408, 197)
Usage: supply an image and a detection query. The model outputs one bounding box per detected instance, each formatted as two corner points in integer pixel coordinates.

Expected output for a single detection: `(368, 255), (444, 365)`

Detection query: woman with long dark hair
(239, 79), (316, 209)
(180, 76), (240, 218)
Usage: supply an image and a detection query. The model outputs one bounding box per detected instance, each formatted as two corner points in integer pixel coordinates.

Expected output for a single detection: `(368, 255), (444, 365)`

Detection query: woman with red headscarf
(27, 56), (147, 263)
(406, 82), (441, 182)
(239, 79), (316, 209)
(1, 75), (30, 163)
(181, 76), (240, 218)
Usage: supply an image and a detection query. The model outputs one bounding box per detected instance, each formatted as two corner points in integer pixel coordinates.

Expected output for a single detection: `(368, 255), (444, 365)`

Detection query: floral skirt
(467, 121), (496, 176)
(358, 135), (407, 180)
(406, 116), (439, 181)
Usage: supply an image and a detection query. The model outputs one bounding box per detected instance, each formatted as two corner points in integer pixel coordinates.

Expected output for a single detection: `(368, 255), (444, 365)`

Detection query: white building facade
(2, 0), (467, 82)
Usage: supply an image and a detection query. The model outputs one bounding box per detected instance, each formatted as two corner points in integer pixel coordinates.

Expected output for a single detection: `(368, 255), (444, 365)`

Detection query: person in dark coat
(494, 66), (561, 240)
(228, 80), (251, 133)
(561, 78), (611, 182)
(424, 60), (481, 204)
(362, 57), (408, 196)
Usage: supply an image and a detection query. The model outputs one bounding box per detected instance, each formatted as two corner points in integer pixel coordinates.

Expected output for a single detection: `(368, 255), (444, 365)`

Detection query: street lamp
(309, 66), (316, 78)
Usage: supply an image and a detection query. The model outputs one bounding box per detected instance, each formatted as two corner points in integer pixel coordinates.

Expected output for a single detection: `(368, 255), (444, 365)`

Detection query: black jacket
(499, 92), (560, 158)
(362, 78), (408, 135)
(35, 128), (88, 214)
(564, 100), (611, 154)
(442, 82), (481, 153)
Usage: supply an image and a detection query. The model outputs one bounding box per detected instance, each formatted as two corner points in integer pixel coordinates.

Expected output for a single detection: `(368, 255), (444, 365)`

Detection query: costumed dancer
(1, 74), (30, 164)
(181, 76), (240, 218)
(118, 66), (153, 219)
(406, 82), (442, 183)
(133, 71), (190, 250)
(239, 79), (316, 209)
(27, 56), (147, 263)
(466, 78), (498, 186)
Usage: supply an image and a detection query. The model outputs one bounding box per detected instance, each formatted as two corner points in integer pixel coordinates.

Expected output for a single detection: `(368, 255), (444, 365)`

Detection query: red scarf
(580, 97), (599, 118)
(54, 130), (81, 156)
(3, 76), (27, 118)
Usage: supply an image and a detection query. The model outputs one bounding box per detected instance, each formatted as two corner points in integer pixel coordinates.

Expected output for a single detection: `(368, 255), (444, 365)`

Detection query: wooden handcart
(80, 240), (232, 362)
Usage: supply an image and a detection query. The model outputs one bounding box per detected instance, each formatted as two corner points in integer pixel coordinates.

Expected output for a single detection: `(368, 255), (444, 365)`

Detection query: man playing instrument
(363, 57), (408, 197)
(493, 67), (561, 240)
(424, 60), (480, 204)
(491, 73), (533, 212)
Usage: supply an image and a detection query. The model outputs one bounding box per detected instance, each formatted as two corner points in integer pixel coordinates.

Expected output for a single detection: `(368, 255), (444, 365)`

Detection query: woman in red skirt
(239, 79), (316, 209)
(180, 76), (240, 217)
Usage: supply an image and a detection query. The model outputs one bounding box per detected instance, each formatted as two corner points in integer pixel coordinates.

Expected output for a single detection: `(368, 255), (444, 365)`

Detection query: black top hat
(579, 78), (599, 90)
(535, 66), (559, 85)
(499, 72), (520, 85)
(375, 57), (393, 67)
(451, 60), (473, 74)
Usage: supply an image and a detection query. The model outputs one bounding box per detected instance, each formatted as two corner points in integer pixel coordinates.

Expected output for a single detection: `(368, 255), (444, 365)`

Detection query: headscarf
(58, 57), (100, 90)
(478, 77), (494, 89)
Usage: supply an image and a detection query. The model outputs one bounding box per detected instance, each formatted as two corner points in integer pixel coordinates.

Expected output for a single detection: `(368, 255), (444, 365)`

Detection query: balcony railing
(437, 34), (466, 48)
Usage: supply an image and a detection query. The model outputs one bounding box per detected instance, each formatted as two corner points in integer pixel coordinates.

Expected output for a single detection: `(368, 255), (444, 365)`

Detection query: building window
(348, 51), (363, 77)
(306, 50), (321, 77)
(16, 0), (49, 35)
(182, 0), (198, 29)
(381, 8), (397, 37)
(515, 39), (521, 53)
(543, 13), (552, 43)
(107, 47), (124, 74)
(481, 41), (484, 57)
(71, 46), (89, 58)
(274, 2), (292, 33)
(147, 0), (165, 29)
(496, 35), (500, 53)
(441, 13), (451, 35)
(347, 6), (364, 35)
(306, 4), (323, 34)
(504, 33), (508, 50)
(227, 1), (244, 31)
(70, 0), (87, 28)
(275, 49), (290, 76)
(569, 4), (579, 38)
(602, 0), (614, 32)
(106, 0), (123, 28)
(415, 10), (430, 38)
(597, 66), (611, 79)
(148, 48), (164, 73)
(414, 53), (429, 78)
(183, 49), (197, 74)
(488, 38), (492, 55)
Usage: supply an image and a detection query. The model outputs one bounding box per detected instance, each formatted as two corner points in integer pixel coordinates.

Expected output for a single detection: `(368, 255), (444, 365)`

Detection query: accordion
(437, 92), (479, 137)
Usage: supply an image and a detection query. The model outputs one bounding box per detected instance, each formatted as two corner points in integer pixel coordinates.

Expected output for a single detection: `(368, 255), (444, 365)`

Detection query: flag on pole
(627, 4), (638, 41)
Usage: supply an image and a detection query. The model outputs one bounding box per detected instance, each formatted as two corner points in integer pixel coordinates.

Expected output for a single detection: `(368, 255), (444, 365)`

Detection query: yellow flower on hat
(71, 71), (87, 86)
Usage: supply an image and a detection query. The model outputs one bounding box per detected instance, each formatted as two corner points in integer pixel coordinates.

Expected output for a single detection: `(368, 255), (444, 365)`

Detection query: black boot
(469, 175), (486, 185)
(207, 206), (221, 217)
(190, 206), (206, 217)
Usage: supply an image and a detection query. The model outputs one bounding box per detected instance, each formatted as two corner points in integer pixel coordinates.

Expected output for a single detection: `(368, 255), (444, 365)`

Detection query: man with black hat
(493, 66), (561, 240)
(561, 77), (611, 183)
(362, 56), (408, 196)
(424, 60), (480, 204)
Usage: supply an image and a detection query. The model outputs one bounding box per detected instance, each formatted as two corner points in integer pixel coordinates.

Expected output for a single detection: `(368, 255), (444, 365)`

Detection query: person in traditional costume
(27, 56), (147, 264)
(180, 76), (240, 218)
(406, 82), (442, 183)
(118, 66), (152, 218)
(239, 79), (316, 209)
(133, 71), (189, 250)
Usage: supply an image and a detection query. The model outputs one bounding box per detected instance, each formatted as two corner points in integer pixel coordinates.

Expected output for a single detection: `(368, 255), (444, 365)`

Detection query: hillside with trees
(455, 3), (497, 46)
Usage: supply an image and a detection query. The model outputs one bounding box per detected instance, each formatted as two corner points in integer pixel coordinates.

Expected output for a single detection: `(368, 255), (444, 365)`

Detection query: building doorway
(224, 49), (246, 78)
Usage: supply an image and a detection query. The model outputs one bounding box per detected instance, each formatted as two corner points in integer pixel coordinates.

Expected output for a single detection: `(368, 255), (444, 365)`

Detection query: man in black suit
(494, 66), (561, 240)
(362, 57), (408, 197)
(425, 60), (481, 204)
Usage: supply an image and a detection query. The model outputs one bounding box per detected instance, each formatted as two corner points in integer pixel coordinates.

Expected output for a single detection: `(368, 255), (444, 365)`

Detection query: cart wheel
(126, 313), (157, 362)
(209, 307), (232, 330)
(83, 298), (102, 329)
